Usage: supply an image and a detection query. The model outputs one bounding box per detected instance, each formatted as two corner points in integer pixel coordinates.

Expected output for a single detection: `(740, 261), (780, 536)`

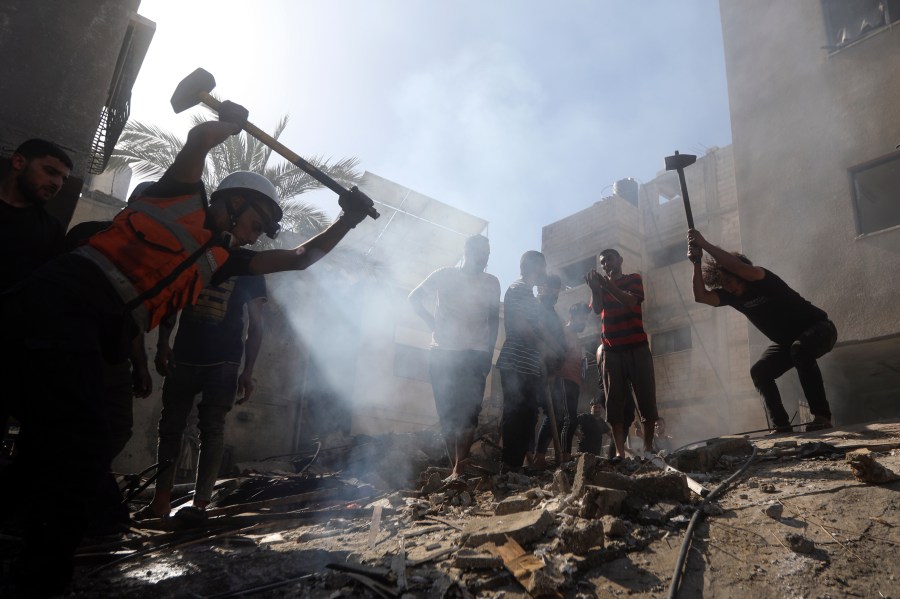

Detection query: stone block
(669, 437), (753, 472)
(460, 509), (554, 547)
(579, 485), (627, 519)
(495, 494), (534, 516)
(559, 517), (605, 554)
(453, 548), (503, 569)
(572, 453), (599, 497)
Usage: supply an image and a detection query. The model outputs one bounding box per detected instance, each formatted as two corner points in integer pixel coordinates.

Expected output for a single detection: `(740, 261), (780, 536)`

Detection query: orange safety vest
(74, 191), (231, 331)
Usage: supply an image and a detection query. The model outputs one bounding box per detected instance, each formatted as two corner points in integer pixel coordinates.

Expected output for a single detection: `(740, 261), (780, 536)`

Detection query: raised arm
(586, 270), (604, 314)
(688, 229), (764, 282)
(690, 253), (720, 306)
(248, 188), (372, 274)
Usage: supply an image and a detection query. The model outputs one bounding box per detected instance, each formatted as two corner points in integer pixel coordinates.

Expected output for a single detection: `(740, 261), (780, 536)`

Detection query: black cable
(667, 446), (759, 599)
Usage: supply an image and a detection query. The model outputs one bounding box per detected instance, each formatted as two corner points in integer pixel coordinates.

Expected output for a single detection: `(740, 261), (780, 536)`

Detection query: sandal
(172, 505), (208, 528)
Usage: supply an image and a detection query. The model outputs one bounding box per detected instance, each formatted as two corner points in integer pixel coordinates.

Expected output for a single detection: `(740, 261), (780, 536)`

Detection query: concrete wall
(0, 0), (141, 176)
(719, 0), (900, 422)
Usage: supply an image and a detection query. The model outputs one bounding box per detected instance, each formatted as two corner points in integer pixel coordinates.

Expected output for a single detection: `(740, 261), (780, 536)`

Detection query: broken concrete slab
(495, 495), (534, 516)
(668, 437), (754, 472)
(453, 548), (503, 570)
(460, 509), (553, 548)
(558, 517), (605, 554)
(602, 516), (628, 537)
(578, 485), (627, 519)
(590, 471), (691, 504)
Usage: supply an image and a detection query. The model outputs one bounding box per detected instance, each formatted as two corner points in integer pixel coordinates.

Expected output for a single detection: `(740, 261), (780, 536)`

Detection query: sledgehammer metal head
(664, 150), (697, 229)
(171, 68), (217, 113)
(664, 151), (696, 173)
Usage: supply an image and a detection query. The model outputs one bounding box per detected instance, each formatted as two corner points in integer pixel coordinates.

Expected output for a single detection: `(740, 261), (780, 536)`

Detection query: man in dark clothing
(0, 138), (71, 292)
(0, 139), (72, 457)
(496, 251), (563, 472)
(145, 273), (266, 521)
(688, 229), (837, 433)
(0, 104), (372, 597)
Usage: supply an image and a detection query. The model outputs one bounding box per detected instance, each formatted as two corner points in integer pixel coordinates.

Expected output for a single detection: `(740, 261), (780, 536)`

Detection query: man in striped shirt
(586, 248), (658, 458)
(496, 251), (563, 471)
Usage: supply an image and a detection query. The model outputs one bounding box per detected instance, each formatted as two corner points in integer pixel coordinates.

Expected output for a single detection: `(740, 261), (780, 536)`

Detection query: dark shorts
(601, 344), (658, 425)
(429, 348), (490, 436)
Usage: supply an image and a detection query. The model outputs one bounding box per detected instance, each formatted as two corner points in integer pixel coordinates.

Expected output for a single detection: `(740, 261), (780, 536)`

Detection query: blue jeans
(156, 362), (239, 502)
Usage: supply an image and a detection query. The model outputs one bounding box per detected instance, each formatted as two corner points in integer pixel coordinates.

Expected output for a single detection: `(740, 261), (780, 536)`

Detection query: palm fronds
(107, 113), (363, 237)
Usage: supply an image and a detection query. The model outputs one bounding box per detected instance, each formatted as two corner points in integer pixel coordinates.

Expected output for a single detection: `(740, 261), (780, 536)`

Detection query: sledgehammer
(171, 68), (379, 220)
(664, 151), (699, 263)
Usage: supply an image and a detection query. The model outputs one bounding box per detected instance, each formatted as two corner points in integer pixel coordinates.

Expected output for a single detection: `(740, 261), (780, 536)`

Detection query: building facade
(0, 0), (153, 227)
(719, 0), (900, 423)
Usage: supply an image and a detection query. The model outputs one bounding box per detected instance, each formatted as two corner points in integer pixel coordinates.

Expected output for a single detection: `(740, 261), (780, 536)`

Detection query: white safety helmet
(211, 171), (283, 238)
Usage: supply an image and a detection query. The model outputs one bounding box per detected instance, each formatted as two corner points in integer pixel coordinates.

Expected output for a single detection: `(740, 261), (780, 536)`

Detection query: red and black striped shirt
(591, 273), (648, 351)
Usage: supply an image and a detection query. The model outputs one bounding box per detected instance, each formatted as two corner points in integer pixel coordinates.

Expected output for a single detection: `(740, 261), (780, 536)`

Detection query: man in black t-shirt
(688, 229), (838, 433)
(0, 138), (71, 292)
(143, 274), (266, 521)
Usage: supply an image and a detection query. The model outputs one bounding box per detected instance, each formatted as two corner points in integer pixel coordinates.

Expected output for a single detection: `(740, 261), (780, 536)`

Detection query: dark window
(393, 344), (429, 381)
(850, 152), (900, 235)
(651, 327), (692, 356)
(651, 243), (685, 269)
(822, 0), (900, 49)
(559, 255), (597, 289)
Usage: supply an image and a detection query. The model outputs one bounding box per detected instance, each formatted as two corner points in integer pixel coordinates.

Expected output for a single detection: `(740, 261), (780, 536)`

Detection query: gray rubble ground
(62, 421), (900, 598)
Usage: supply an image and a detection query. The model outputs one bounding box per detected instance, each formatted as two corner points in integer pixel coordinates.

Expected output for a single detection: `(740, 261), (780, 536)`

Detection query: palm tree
(107, 111), (361, 240)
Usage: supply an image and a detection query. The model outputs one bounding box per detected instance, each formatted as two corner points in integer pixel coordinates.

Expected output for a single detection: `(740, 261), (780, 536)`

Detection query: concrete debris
(602, 515), (629, 537)
(847, 449), (900, 484)
(453, 548), (503, 570)
(551, 469), (571, 495)
(785, 533), (816, 554)
(484, 537), (565, 597)
(494, 494), (534, 515)
(557, 517), (605, 554)
(573, 455), (691, 504)
(763, 501), (783, 519)
(668, 437), (754, 472)
(460, 509), (554, 547)
(55, 419), (900, 599)
(577, 485), (627, 519)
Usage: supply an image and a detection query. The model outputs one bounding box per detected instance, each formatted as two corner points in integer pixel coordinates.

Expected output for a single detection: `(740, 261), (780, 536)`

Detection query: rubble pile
(48, 424), (900, 598)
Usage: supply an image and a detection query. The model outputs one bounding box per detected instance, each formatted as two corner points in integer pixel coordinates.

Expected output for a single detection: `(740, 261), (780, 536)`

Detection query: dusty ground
(56, 420), (900, 598)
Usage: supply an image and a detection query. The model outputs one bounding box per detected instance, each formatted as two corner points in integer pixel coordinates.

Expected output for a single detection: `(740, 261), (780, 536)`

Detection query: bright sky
(132, 0), (732, 289)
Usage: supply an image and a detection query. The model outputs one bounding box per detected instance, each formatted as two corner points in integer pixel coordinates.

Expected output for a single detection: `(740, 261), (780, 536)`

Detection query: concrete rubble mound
(24, 421), (900, 598)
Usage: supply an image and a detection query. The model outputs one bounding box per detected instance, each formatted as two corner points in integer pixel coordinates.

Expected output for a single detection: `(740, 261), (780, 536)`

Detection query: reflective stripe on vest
(79, 193), (230, 331)
(128, 199), (215, 284)
(73, 244), (151, 331)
